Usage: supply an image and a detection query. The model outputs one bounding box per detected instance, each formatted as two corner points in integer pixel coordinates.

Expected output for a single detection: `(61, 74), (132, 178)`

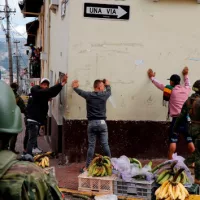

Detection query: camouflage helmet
(192, 80), (200, 93)
(0, 80), (22, 134)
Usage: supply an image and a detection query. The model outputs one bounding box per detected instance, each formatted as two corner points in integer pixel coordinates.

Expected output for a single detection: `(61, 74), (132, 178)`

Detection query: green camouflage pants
(185, 124), (200, 180)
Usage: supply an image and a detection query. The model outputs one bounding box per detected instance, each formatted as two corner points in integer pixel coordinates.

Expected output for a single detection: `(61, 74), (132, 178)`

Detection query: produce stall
(77, 154), (199, 200)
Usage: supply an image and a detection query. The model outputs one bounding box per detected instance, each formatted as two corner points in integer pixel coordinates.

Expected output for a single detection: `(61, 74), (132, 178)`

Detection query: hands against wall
(72, 80), (79, 88)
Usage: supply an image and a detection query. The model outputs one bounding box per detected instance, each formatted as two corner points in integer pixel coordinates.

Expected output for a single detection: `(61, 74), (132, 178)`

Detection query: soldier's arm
(173, 102), (188, 132)
(17, 97), (26, 114)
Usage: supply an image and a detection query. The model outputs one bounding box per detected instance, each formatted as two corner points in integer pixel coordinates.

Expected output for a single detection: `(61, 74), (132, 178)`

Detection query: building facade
(20, 0), (200, 161)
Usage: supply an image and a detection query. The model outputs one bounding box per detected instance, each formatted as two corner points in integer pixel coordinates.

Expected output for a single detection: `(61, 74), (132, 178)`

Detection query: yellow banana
(34, 154), (42, 162)
(44, 151), (52, 156)
(89, 156), (100, 168)
(43, 157), (47, 167)
(158, 182), (170, 199)
(173, 184), (181, 199)
(168, 183), (175, 200)
(177, 188), (183, 200)
(45, 157), (49, 167)
(105, 164), (112, 176)
(103, 156), (110, 160)
(101, 166), (106, 177)
(42, 158), (46, 168)
(178, 182), (189, 198)
(35, 161), (40, 166)
(39, 161), (42, 167)
(96, 166), (103, 177)
(103, 158), (111, 166)
(155, 187), (161, 196)
(92, 166), (99, 176)
(88, 163), (96, 176)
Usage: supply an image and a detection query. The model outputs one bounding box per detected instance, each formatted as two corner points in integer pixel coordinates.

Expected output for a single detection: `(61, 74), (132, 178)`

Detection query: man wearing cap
(147, 67), (195, 159)
(25, 75), (68, 155)
(0, 80), (64, 199)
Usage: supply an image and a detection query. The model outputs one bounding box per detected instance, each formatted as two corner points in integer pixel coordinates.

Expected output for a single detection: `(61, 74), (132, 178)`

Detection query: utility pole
(14, 41), (20, 84)
(0, 1), (16, 84)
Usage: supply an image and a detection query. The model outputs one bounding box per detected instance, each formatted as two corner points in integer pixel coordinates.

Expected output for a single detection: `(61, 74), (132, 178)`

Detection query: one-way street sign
(84, 3), (130, 20)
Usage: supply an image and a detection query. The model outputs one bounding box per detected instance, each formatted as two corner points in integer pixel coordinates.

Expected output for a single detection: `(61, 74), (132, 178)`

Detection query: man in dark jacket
(25, 75), (68, 155)
(0, 80), (64, 200)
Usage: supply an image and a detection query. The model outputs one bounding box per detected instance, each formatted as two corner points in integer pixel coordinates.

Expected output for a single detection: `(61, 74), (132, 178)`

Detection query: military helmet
(0, 80), (22, 134)
(192, 80), (200, 92)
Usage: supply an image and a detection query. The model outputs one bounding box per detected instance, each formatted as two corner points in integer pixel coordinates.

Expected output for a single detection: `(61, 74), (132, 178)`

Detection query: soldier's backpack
(187, 94), (200, 121)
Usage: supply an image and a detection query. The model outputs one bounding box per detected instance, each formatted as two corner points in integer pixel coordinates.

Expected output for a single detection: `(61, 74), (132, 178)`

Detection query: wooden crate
(78, 171), (117, 194)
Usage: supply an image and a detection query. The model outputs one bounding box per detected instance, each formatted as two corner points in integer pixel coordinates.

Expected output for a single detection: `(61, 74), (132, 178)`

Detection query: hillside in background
(0, 38), (29, 72)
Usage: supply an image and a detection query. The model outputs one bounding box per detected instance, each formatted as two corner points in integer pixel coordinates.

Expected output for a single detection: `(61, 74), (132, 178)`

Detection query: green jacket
(15, 93), (26, 114)
(0, 151), (63, 200)
(173, 93), (200, 132)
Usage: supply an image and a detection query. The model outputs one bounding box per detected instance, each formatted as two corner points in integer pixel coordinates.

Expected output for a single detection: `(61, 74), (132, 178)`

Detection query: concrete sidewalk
(15, 123), (84, 190)
(15, 123), (167, 190)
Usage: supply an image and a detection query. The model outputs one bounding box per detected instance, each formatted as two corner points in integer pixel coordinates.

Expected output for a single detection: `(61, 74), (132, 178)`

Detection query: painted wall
(64, 0), (200, 121)
(43, 1), (50, 79)
(45, 0), (200, 123)
(48, 1), (70, 125)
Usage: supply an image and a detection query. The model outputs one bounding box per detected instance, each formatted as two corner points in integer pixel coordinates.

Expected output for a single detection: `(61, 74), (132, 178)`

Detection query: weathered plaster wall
(65, 0), (200, 121)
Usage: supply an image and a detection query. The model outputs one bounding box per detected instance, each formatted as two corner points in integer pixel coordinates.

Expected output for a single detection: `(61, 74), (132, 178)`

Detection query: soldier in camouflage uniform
(173, 80), (200, 184)
(10, 83), (26, 153)
(0, 80), (64, 199)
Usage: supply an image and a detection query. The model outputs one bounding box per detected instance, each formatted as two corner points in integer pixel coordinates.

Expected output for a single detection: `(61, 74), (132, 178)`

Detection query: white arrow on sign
(86, 6), (127, 19)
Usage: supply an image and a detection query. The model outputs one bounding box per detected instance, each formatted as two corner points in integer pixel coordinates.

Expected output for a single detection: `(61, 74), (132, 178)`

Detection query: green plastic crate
(186, 184), (200, 195)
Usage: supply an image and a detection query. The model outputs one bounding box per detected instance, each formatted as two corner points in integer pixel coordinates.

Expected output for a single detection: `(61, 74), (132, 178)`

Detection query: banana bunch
(33, 151), (53, 162)
(129, 158), (142, 168)
(155, 161), (190, 185)
(155, 169), (189, 200)
(88, 154), (112, 177)
(35, 156), (50, 168)
(156, 169), (189, 185)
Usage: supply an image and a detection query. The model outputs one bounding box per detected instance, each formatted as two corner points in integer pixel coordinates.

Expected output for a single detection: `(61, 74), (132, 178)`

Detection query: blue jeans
(26, 121), (40, 155)
(86, 120), (111, 168)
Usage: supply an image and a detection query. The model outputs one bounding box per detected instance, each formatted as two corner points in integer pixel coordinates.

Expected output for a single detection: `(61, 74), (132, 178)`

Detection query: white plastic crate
(78, 171), (117, 194)
(114, 178), (156, 200)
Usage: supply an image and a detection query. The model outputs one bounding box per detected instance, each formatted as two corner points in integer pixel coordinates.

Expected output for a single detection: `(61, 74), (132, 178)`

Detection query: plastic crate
(186, 184), (200, 195)
(78, 171), (117, 194)
(114, 178), (156, 200)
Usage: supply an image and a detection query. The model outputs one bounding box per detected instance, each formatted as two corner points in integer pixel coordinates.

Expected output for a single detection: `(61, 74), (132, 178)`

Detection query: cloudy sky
(0, 0), (34, 40)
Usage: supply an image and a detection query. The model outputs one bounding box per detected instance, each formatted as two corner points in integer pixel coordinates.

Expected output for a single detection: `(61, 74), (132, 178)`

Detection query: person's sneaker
(80, 167), (87, 174)
(32, 147), (43, 154)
